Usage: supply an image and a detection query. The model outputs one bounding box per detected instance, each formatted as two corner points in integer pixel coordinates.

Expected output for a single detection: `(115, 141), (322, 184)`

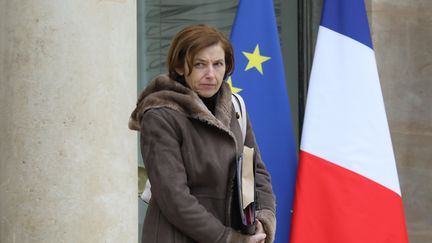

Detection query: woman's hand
(227, 221), (266, 243)
(245, 220), (266, 243)
(252, 220), (266, 243)
(248, 233), (266, 243)
(256, 209), (276, 243)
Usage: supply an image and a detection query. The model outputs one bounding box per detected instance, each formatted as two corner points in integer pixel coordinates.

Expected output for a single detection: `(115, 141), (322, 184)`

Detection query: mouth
(200, 83), (217, 88)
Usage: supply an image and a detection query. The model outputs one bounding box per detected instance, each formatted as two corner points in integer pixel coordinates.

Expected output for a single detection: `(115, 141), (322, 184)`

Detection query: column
(0, 1), (137, 242)
(370, 0), (432, 242)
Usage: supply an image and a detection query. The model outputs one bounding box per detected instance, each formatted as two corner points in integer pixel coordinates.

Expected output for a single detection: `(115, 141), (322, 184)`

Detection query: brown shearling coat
(129, 75), (276, 243)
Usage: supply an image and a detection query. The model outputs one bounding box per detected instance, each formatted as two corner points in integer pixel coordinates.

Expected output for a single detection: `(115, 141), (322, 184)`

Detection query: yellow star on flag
(227, 76), (242, 94)
(242, 44), (271, 75)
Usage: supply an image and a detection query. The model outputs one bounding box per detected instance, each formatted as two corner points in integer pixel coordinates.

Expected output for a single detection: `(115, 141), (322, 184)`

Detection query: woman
(129, 24), (276, 243)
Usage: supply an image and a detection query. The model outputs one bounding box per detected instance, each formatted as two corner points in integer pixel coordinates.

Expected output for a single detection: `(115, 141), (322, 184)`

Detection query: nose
(205, 65), (216, 78)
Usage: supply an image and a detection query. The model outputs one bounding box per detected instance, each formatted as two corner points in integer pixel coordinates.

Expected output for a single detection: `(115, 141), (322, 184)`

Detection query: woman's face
(180, 43), (226, 98)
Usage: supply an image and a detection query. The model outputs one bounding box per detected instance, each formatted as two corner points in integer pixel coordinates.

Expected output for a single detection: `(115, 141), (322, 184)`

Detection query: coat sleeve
(244, 114), (277, 242)
(140, 109), (233, 243)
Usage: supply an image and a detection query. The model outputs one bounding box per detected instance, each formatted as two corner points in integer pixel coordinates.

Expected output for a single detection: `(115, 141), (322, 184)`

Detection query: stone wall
(369, 0), (432, 242)
(0, 1), (138, 242)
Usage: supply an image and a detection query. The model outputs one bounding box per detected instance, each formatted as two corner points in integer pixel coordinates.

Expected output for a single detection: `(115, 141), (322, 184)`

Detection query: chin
(198, 90), (217, 98)
(199, 93), (214, 98)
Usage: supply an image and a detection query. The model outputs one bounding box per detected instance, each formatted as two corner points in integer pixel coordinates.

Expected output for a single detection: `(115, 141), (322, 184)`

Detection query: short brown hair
(167, 24), (234, 82)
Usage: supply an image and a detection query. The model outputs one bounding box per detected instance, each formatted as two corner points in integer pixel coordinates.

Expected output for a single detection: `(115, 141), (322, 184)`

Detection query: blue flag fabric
(320, 0), (372, 48)
(229, 0), (298, 242)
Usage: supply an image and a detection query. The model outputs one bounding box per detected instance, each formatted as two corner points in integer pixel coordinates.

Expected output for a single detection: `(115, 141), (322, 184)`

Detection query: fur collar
(128, 74), (234, 135)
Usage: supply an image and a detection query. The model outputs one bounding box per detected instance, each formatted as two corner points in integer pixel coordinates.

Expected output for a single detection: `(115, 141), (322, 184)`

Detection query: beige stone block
(0, 1), (138, 242)
(370, 0), (432, 242)
(392, 131), (432, 243)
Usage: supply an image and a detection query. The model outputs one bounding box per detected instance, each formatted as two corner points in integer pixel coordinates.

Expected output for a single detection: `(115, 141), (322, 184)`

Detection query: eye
(194, 62), (205, 68)
(214, 61), (225, 67)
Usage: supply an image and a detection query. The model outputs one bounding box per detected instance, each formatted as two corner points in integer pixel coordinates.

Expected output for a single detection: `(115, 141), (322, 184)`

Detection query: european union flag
(229, 0), (298, 242)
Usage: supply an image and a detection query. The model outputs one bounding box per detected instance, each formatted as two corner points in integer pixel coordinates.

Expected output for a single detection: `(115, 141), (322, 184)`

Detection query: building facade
(1, 0), (430, 242)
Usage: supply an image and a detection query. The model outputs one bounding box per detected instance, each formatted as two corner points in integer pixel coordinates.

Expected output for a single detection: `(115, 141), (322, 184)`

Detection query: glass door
(137, 0), (299, 241)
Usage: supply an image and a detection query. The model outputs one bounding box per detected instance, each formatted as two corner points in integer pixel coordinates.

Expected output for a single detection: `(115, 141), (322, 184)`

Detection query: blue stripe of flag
(321, 0), (373, 49)
(230, 0), (298, 242)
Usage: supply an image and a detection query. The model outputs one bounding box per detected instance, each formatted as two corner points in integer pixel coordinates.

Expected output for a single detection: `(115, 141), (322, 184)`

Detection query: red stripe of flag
(290, 151), (408, 243)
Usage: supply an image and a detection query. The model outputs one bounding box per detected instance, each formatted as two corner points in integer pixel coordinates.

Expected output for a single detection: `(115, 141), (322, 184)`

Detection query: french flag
(290, 0), (409, 242)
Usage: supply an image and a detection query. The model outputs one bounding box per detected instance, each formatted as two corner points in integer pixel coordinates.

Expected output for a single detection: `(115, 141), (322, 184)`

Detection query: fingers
(256, 220), (265, 234)
(256, 220), (266, 243)
(251, 233), (266, 242)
